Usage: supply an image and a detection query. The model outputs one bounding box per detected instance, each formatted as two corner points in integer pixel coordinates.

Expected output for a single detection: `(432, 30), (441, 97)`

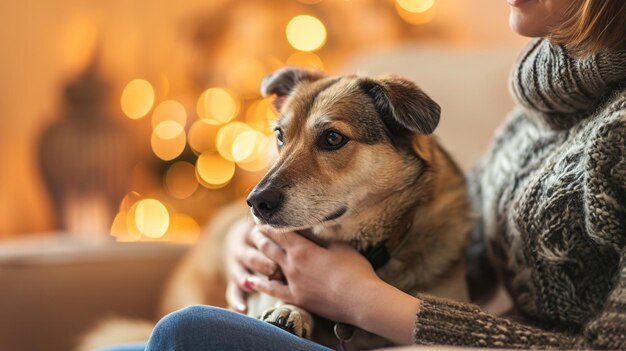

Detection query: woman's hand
(246, 229), (381, 325)
(223, 220), (279, 313)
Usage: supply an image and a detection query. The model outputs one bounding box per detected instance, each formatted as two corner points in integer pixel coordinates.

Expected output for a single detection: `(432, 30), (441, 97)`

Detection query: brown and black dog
(80, 68), (472, 350)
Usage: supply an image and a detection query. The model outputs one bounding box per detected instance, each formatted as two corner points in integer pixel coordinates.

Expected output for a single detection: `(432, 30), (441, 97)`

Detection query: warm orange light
(245, 98), (278, 134)
(167, 213), (201, 243)
(188, 119), (220, 154)
(196, 88), (239, 125)
(151, 129), (186, 161)
(286, 51), (324, 71)
(226, 58), (267, 98)
(396, 0), (434, 13)
(395, 0), (436, 24)
(216, 122), (253, 161)
(152, 100), (187, 129)
(165, 161), (199, 200)
(110, 211), (141, 242)
(196, 153), (236, 189)
(119, 191), (141, 212)
(133, 199), (170, 238)
(232, 130), (265, 163)
(121, 79), (155, 119)
(286, 15), (327, 52)
(236, 132), (273, 172)
(154, 120), (184, 140)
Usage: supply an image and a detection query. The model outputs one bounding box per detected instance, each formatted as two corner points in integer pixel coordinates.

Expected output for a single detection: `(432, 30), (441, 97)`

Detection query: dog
(79, 68), (471, 351)
(163, 67), (471, 350)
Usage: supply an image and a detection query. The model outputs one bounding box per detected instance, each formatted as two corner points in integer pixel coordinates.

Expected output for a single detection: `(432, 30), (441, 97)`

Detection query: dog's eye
(319, 130), (348, 151)
(275, 128), (284, 147)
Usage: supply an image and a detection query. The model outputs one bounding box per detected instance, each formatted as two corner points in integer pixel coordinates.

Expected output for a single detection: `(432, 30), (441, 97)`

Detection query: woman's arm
(248, 230), (625, 349)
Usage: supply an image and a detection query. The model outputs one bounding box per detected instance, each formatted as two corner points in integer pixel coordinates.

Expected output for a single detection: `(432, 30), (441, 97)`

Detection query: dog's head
(247, 67), (440, 243)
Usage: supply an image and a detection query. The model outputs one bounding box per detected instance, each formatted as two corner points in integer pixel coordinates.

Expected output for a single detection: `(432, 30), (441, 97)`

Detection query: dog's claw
(259, 306), (312, 339)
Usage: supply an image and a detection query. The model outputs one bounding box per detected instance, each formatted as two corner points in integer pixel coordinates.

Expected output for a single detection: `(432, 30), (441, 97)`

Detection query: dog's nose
(246, 188), (284, 220)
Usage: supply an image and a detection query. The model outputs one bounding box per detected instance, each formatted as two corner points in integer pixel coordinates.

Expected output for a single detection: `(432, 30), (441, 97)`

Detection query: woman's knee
(148, 305), (230, 349)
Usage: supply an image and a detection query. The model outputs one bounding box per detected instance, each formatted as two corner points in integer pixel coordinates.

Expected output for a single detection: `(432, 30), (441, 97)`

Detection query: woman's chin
(509, 10), (549, 37)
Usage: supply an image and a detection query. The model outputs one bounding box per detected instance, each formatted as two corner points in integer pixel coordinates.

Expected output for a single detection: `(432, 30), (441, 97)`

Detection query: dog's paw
(259, 305), (312, 338)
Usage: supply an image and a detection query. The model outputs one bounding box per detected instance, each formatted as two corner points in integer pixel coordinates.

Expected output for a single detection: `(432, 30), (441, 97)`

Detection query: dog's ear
(359, 76), (440, 135)
(260, 67), (325, 112)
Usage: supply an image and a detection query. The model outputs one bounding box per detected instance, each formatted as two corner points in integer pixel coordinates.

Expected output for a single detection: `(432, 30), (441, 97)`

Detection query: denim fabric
(142, 305), (333, 351)
(94, 342), (147, 351)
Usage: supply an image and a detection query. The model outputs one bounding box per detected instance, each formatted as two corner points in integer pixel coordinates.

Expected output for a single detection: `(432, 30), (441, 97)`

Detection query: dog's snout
(247, 188), (284, 220)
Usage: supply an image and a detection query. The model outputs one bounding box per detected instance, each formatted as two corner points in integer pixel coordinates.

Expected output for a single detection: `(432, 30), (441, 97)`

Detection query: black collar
(360, 240), (390, 271)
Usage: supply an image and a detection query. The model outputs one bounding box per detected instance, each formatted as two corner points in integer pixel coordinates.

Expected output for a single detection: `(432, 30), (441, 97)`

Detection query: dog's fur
(79, 68), (472, 351)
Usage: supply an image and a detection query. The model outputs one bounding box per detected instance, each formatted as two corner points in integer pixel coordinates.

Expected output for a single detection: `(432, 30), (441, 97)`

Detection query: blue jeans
(99, 305), (333, 351)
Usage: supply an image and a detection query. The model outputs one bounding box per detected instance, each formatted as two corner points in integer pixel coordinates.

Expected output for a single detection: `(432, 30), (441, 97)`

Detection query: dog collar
(360, 219), (412, 270)
(361, 242), (391, 271)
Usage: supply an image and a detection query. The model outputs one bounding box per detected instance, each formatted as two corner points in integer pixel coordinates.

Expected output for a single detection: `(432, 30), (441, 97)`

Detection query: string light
(196, 88), (240, 125)
(121, 79), (155, 119)
(133, 199), (170, 238)
(188, 119), (220, 155)
(286, 51), (324, 70)
(395, 0), (436, 24)
(151, 129), (186, 161)
(196, 152), (236, 189)
(216, 122), (253, 162)
(152, 100), (187, 129)
(286, 15), (327, 52)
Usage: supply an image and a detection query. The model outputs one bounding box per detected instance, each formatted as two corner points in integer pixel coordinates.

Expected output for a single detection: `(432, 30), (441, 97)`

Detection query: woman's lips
(507, 0), (532, 6)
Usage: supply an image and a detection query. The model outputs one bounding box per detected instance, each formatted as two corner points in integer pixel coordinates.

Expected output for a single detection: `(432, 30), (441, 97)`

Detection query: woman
(146, 0), (626, 349)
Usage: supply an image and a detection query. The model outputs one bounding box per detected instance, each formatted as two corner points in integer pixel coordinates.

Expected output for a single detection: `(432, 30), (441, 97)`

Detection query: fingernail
(237, 304), (246, 312)
(243, 279), (253, 290)
(247, 276), (261, 287)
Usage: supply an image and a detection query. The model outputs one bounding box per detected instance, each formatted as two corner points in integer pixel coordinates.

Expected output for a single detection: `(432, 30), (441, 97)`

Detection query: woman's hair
(550, 0), (626, 57)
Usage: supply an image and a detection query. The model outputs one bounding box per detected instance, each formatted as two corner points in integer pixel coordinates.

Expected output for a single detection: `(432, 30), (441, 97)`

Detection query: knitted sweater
(412, 39), (626, 349)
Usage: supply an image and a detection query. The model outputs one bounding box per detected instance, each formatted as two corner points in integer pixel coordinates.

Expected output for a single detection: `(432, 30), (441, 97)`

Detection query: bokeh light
(235, 132), (274, 172)
(196, 153), (236, 189)
(395, 0), (436, 24)
(167, 213), (201, 243)
(165, 161), (199, 199)
(121, 79), (155, 119)
(196, 88), (240, 125)
(286, 15), (327, 52)
(286, 51), (324, 71)
(226, 58), (268, 98)
(133, 199), (170, 238)
(245, 98), (278, 134)
(152, 100), (187, 129)
(188, 119), (220, 154)
(216, 122), (253, 161)
(232, 130), (266, 163)
(110, 211), (141, 242)
(154, 120), (184, 140)
(396, 0), (434, 13)
(151, 129), (186, 161)
(119, 191), (142, 212)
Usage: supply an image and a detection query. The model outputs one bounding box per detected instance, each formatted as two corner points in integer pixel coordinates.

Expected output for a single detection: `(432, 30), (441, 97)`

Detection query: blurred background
(0, 0), (527, 350)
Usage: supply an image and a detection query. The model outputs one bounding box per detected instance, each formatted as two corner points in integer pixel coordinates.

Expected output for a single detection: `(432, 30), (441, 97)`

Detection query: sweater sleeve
(412, 250), (626, 349)
(412, 293), (581, 349)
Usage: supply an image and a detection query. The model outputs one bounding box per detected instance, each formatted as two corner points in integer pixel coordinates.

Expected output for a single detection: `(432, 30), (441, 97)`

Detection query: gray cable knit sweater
(412, 39), (626, 349)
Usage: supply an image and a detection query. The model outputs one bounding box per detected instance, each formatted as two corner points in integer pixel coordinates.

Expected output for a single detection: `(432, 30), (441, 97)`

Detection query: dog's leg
(259, 303), (314, 339)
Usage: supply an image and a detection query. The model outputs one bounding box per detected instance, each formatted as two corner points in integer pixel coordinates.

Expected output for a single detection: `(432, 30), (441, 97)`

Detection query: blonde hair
(550, 0), (626, 57)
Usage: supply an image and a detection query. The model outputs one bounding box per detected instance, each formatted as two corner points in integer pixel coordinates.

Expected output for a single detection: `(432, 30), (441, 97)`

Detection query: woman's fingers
(225, 282), (247, 314)
(237, 246), (278, 277)
(250, 228), (286, 264)
(247, 276), (292, 302)
(230, 261), (254, 292)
